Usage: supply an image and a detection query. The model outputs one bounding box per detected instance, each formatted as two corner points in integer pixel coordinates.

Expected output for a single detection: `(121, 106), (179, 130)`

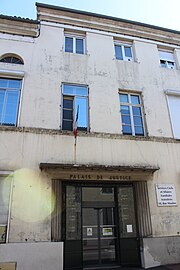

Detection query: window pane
(63, 99), (73, 109)
(124, 46), (132, 58)
(0, 79), (8, 88)
(75, 97), (87, 129)
(0, 91), (5, 123)
(121, 105), (130, 115)
(62, 120), (73, 131)
(131, 95), (140, 104)
(76, 38), (84, 54)
(0, 177), (12, 224)
(3, 90), (19, 125)
(132, 107), (141, 116)
(63, 84), (88, 96)
(65, 37), (73, 53)
(122, 115), (131, 125)
(120, 94), (128, 103)
(167, 61), (175, 69)
(160, 60), (166, 68)
(0, 57), (23, 65)
(63, 109), (73, 120)
(122, 125), (132, 134)
(135, 126), (144, 135)
(115, 45), (123, 60)
(8, 79), (22, 89)
(74, 86), (88, 96)
(133, 116), (143, 126)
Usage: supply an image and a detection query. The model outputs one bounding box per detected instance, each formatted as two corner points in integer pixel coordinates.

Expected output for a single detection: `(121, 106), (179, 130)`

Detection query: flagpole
(73, 105), (79, 165)
(74, 137), (77, 164)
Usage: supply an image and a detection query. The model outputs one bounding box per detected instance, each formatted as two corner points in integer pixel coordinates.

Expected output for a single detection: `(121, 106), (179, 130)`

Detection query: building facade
(0, 3), (180, 270)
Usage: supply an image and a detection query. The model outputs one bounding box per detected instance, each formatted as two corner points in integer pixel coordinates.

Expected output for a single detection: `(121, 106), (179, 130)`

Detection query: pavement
(86, 264), (180, 270)
(147, 264), (180, 270)
(120, 264), (180, 270)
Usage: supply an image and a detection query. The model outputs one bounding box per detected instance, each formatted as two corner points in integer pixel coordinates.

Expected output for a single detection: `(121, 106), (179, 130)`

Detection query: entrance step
(84, 267), (142, 270)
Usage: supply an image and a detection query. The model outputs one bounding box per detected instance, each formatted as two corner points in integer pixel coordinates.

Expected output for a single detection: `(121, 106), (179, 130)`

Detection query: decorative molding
(165, 89), (180, 96)
(0, 69), (25, 78)
(37, 6), (180, 45)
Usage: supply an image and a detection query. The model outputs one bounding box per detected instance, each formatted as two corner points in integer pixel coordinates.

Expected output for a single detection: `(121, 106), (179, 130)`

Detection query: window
(166, 92), (180, 139)
(115, 44), (133, 61)
(0, 55), (24, 65)
(65, 35), (85, 54)
(119, 92), (144, 136)
(0, 78), (22, 126)
(159, 51), (176, 69)
(0, 176), (12, 243)
(62, 84), (88, 131)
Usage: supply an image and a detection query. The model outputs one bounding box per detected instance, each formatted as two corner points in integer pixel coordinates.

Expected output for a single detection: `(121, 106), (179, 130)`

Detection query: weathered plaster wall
(9, 169), (52, 243)
(143, 236), (180, 268)
(0, 130), (179, 241)
(0, 242), (63, 270)
(0, 25), (180, 137)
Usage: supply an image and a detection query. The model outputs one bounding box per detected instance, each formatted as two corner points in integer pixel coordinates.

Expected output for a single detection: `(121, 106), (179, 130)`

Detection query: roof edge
(36, 2), (180, 35)
(0, 14), (39, 24)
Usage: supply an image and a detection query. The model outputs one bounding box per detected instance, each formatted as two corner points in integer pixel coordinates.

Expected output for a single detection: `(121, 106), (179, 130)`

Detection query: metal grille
(134, 181), (152, 237)
(51, 180), (61, 242)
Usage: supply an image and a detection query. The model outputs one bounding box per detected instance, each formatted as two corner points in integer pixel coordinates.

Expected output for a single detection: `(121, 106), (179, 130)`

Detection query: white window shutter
(167, 95), (180, 139)
(159, 51), (174, 61)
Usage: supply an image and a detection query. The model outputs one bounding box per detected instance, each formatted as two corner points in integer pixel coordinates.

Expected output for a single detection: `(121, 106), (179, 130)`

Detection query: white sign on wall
(156, 184), (177, 206)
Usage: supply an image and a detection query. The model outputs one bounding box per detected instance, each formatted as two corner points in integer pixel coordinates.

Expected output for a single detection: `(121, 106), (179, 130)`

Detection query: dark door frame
(62, 182), (141, 270)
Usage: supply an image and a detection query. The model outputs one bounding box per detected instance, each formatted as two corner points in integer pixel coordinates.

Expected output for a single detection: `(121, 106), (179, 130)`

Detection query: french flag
(73, 105), (79, 140)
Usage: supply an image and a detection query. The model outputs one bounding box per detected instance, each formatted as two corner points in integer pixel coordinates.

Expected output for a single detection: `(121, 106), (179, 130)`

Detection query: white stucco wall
(0, 25), (180, 137)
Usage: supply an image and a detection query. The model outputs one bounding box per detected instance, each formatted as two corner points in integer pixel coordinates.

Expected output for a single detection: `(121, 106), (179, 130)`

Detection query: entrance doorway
(83, 207), (117, 267)
(63, 184), (141, 270)
(82, 187), (118, 268)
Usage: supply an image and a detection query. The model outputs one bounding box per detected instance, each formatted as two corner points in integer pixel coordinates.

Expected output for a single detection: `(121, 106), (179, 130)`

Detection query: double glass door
(63, 184), (140, 270)
(83, 207), (117, 267)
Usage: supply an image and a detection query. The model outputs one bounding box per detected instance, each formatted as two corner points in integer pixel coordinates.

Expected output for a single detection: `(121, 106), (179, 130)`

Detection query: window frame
(165, 90), (180, 139)
(64, 34), (85, 55)
(159, 50), (176, 70)
(0, 77), (22, 126)
(61, 83), (89, 132)
(119, 92), (145, 136)
(0, 173), (13, 244)
(114, 43), (133, 62)
(0, 54), (24, 65)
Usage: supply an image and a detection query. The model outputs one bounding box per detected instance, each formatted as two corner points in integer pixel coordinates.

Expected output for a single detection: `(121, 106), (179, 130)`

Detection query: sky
(0, 0), (180, 31)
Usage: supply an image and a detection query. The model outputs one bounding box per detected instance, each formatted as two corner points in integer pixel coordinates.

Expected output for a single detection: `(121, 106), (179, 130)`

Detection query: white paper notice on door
(87, 228), (93, 236)
(103, 227), (113, 236)
(127, 224), (133, 233)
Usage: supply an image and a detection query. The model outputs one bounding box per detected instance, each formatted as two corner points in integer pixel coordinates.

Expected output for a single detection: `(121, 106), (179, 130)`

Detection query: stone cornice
(0, 126), (180, 144)
(36, 4), (180, 46)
